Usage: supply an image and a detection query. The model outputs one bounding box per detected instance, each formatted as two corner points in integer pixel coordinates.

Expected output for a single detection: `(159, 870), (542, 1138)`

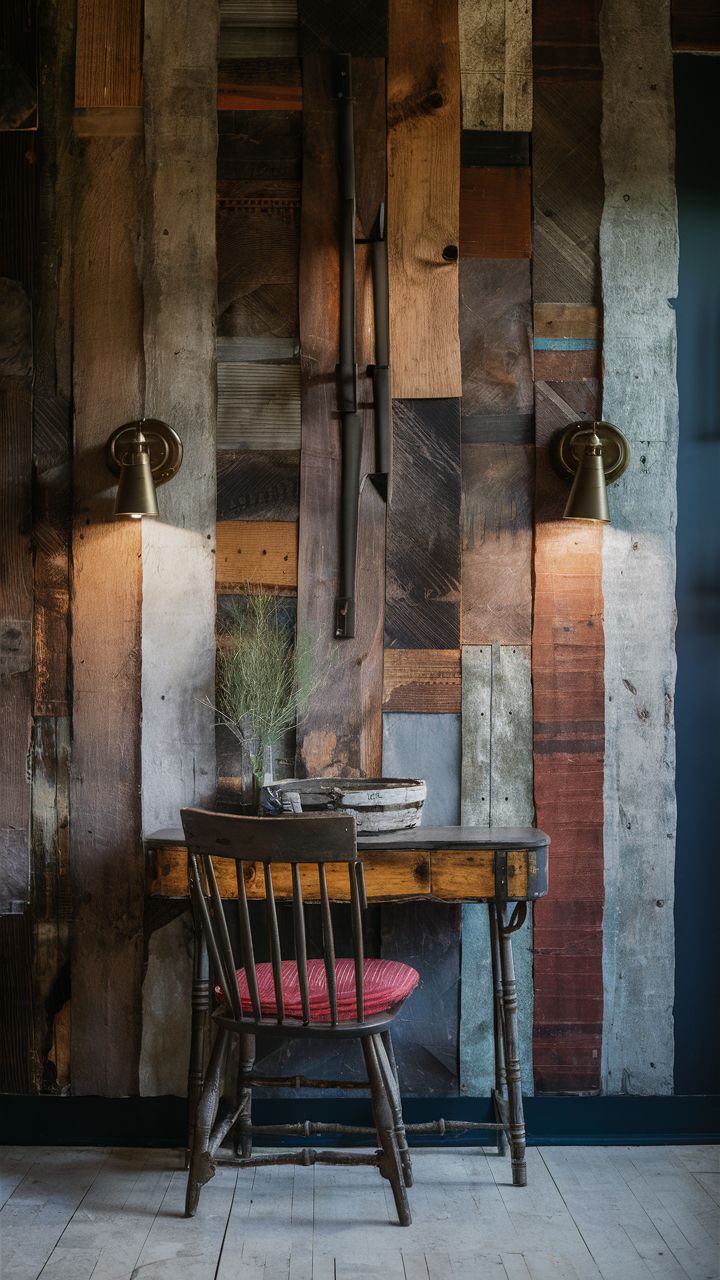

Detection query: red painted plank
(460, 168), (532, 258)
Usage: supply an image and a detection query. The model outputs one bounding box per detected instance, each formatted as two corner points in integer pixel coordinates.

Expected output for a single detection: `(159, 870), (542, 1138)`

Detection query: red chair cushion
(216, 957), (419, 1022)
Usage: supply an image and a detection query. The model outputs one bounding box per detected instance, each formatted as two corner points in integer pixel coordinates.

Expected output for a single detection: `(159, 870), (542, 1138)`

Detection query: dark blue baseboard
(1, 1094), (718, 1148)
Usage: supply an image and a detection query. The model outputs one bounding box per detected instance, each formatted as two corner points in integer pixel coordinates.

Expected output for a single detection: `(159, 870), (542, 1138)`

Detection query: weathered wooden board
(74, 0), (142, 108)
(217, 59), (302, 111)
(217, 361), (301, 449)
(533, 0), (601, 79)
(0, 134), (36, 290)
(532, 80), (603, 304)
(460, 167), (531, 259)
(294, 57), (385, 780)
(71, 134), (144, 1095)
(460, 259), (533, 436)
(0, 0), (37, 129)
(671, 0), (720, 50)
(30, 716), (71, 1092)
(217, 450), (300, 521)
(534, 304), (600, 341)
(534, 377), (600, 445)
(532, 452), (605, 1093)
(460, 643), (534, 1094)
(219, 27), (298, 58)
(599, 0), (678, 1096)
(382, 711), (462, 1094)
(382, 650), (461, 713)
(216, 521), (298, 592)
(0, 377), (32, 913)
(385, 399), (461, 649)
(139, 911), (193, 1096)
(533, 347), (600, 382)
(148, 843), (536, 901)
(461, 129), (530, 167)
(218, 111), (302, 182)
(140, 0), (219, 851)
(387, 0), (461, 398)
(0, 912), (33, 1092)
(461, 444), (534, 646)
(298, 0), (387, 55)
(30, 0), (75, 1093)
(459, 0), (532, 131)
(217, 180), (299, 339)
(73, 107), (143, 136)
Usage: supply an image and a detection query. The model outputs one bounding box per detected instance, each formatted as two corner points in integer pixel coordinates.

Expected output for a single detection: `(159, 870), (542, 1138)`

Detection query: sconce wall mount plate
(550, 420), (630, 486)
(105, 419), (183, 486)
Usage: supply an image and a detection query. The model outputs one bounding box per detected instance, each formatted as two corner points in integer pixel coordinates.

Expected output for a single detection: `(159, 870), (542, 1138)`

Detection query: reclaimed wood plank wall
(1, 0), (687, 1099)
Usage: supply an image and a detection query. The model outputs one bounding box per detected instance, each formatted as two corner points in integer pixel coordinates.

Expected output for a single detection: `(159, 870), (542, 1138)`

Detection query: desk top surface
(145, 824), (550, 852)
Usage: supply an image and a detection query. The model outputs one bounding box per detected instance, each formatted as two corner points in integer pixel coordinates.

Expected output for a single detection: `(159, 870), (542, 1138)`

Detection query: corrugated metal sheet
(217, 362), (301, 449)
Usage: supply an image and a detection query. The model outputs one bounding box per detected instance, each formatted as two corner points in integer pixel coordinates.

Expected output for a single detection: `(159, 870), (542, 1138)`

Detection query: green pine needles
(211, 592), (328, 793)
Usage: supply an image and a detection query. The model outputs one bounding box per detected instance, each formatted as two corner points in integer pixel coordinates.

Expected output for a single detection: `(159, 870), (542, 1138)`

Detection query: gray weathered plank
(599, 0), (679, 1096)
(382, 712), (462, 1095)
(217, 362), (301, 449)
(460, 645), (534, 1095)
(140, 0), (218, 846)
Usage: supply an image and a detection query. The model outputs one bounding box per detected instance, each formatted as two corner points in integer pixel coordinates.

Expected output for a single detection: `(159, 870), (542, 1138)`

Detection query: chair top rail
(181, 808), (357, 862)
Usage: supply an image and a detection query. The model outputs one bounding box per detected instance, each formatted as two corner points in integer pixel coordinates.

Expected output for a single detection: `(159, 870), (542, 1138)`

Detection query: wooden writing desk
(146, 824), (549, 1187)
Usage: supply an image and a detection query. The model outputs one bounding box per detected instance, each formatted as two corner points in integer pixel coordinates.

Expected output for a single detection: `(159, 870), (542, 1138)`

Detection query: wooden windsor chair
(180, 807), (419, 1224)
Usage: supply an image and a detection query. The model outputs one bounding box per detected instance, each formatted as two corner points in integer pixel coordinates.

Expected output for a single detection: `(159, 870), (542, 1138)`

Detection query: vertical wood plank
(74, 0), (142, 108)
(0, 129), (34, 915)
(382, 712), (462, 1094)
(385, 399), (461, 649)
(388, 0), (462, 398)
(459, 0), (532, 131)
(460, 645), (534, 1095)
(0, 912), (33, 1092)
(140, 0), (219, 842)
(599, 0), (678, 1096)
(71, 134), (144, 1094)
(532, 80), (603, 304)
(31, 716), (71, 1092)
(294, 57), (385, 778)
(460, 646), (492, 827)
(461, 446), (533, 646)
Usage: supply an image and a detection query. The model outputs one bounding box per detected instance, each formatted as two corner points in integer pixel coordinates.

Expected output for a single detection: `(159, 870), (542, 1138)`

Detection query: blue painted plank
(533, 337), (597, 350)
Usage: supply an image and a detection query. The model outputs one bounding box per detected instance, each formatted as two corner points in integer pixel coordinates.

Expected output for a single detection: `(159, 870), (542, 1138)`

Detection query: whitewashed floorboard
(0, 1149), (110, 1280)
(1, 1146), (717, 1280)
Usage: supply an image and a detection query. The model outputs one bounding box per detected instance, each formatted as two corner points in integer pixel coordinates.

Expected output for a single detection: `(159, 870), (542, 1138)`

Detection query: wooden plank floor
(0, 1146), (717, 1279)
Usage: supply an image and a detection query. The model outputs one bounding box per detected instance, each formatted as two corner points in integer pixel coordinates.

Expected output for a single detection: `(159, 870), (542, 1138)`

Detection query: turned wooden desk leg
(235, 1032), (256, 1159)
(495, 902), (527, 1188)
(489, 903), (508, 1157)
(187, 914), (210, 1167)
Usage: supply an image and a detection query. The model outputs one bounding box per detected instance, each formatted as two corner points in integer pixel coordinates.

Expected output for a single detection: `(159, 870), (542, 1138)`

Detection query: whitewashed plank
(129, 1166), (237, 1280)
(459, 0), (532, 131)
(599, 0), (679, 1096)
(0, 1151), (110, 1280)
(140, 911), (194, 1096)
(460, 645), (534, 1096)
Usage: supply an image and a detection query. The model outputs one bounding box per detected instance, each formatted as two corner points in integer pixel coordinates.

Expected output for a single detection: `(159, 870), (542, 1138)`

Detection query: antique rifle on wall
(335, 54), (362, 640)
(367, 202), (392, 502)
(334, 58), (392, 640)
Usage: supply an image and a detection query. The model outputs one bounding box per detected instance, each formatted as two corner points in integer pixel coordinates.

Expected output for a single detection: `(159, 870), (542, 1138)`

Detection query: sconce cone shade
(114, 431), (160, 519)
(563, 431), (610, 523)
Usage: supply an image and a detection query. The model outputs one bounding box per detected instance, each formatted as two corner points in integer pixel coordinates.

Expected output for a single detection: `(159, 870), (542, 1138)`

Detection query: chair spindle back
(181, 808), (365, 1026)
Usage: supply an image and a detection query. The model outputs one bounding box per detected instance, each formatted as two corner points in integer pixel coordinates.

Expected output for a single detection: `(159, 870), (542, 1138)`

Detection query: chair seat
(216, 957), (420, 1022)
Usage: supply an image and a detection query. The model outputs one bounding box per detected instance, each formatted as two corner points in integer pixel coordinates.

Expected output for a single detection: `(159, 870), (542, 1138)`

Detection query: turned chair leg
(362, 1036), (412, 1227)
(495, 904), (527, 1188)
(234, 1032), (255, 1159)
(378, 1032), (413, 1188)
(185, 1027), (231, 1218)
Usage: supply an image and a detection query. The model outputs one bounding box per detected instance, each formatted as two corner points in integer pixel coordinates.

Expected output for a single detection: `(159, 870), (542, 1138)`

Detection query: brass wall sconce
(105, 419), (183, 519)
(550, 420), (630, 523)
